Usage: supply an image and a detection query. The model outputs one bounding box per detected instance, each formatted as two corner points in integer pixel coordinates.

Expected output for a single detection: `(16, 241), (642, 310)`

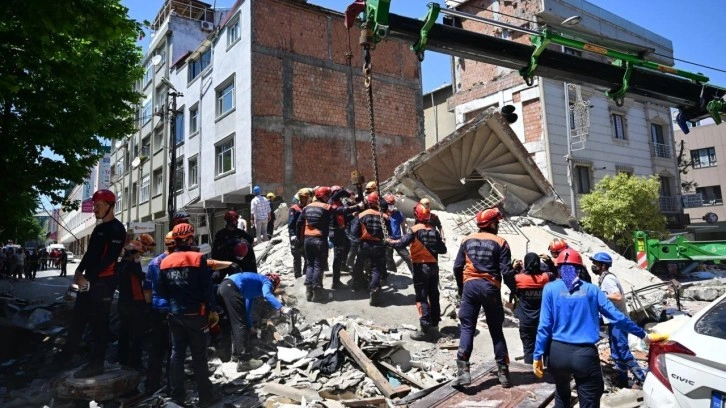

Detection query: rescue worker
(58, 189), (126, 378)
(350, 191), (389, 306)
(419, 198), (445, 242)
(329, 185), (353, 289)
(365, 181), (377, 195)
(533, 248), (664, 408)
(144, 232), (174, 394)
(138, 233), (157, 254)
(452, 207), (515, 388)
(158, 223), (221, 407)
(384, 193), (413, 275)
(250, 185), (271, 242)
(213, 210), (257, 279)
(266, 192), (277, 237)
(545, 237), (591, 283)
(387, 203), (447, 341)
(172, 210), (191, 227)
(298, 186), (362, 301)
(590, 252), (646, 388)
(217, 272), (292, 371)
(288, 188), (310, 278)
(116, 240), (149, 369)
(514, 252), (556, 364)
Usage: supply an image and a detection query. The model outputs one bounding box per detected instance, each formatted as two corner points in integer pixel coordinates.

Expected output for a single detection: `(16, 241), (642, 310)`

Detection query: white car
(643, 293), (726, 408)
(66, 251), (76, 263)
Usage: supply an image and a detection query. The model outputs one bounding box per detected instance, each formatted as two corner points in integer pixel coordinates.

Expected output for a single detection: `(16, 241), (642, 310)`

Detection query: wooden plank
(341, 396), (387, 407)
(378, 360), (428, 390)
(339, 329), (401, 398)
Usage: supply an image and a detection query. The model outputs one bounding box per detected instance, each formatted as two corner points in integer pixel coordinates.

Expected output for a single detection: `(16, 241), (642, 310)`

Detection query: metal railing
(652, 142), (672, 159)
(659, 196), (679, 212)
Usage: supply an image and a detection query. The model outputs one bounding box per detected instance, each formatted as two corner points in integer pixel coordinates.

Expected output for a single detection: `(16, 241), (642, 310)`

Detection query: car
(643, 293), (726, 408)
(66, 251), (76, 263)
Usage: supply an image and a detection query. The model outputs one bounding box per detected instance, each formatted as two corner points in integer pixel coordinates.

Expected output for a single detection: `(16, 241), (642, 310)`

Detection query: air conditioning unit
(200, 21), (213, 32)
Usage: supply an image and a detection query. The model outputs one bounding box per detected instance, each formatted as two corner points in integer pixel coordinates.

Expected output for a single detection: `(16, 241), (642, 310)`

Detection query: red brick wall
(522, 99), (542, 143)
(251, 0), (423, 196)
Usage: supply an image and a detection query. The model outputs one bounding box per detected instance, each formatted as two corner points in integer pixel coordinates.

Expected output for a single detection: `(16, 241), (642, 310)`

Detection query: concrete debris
(681, 279), (726, 301)
(277, 347), (309, 363)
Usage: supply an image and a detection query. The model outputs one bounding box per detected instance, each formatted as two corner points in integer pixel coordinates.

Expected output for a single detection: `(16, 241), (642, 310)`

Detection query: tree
(676, 140), (698, 193)
(579, 173), (667, 250)
(0, 0), (143, 232)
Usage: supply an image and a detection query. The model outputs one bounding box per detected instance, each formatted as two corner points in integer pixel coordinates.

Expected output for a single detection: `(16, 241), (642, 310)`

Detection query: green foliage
(0, 192), (43, 244)
(580, 173), (667, 248)
(0, 0), (143, 234)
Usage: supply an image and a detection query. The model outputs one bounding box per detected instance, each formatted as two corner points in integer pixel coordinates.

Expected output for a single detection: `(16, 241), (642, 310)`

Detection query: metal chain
(362, 45), (388, 241)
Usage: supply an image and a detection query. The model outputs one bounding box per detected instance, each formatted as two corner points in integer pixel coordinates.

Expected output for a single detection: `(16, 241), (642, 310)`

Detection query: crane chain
(362, 46), (388, 241)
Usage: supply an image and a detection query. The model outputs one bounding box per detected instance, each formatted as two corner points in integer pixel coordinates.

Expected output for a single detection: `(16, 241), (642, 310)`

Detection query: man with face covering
(514, 252), (556, 364)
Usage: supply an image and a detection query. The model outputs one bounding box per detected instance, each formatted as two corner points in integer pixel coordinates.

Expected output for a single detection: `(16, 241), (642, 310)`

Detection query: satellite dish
(131, 156), (141, 169)
(114, 140), (124, 149)
(151, 54), (162, 66)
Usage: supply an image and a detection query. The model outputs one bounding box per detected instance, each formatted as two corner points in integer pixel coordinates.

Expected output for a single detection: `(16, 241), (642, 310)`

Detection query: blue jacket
(227, 272), (283, 327)
(534, 280), (646, 360)
(146, 252), (169, 311)
(387, 210), (405, 240)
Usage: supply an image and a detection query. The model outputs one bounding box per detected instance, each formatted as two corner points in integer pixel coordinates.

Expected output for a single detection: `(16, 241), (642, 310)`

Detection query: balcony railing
(659, 196), (679, 212)
(652, 142), (672, 159)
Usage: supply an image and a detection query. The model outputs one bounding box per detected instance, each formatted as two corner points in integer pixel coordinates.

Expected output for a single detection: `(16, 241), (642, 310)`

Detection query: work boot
(312, 287), (325, 303)
(331, 280), (344, 290)
(369, 288), (380, 306)
(74, 362), (105, 378)
(236, 357), (264, 372)
(305, 286), (313, 302)
(451, 359), (471, 387)
(497, 363), (512, 388)
(409, 324), (432, 342)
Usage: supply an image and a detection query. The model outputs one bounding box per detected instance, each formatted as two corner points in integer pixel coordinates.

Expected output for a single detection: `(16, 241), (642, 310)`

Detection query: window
(694, 298), (726, 340)
(696, 185), (723, 206)
(175, 111), (184, 145)
(227, 19), (240, 47)
(216, 79), (235, 117)
(188, 156), (198, 187)
(115, 191), (123, 213)
(153, 127), (163, 152)
(174, 159), (184, 192)
(215, 138), (234, 175)
(141, 135), (151, 158)
(116, 158), (124, 177)
(568, 104), (575, 130)
(140, 174), (150, 203)
(612, 113), (626, 140)
(691, 147), (717, 168)
(189, 105), (199, 135)
(575, 165), (591, 194)
(660, 176), (673, 197)
(142, 101), (152, 125)
(131, 182), (138, 204)
(123, 187), (129, 210)
(153, 168), (163, 196)
(651, 123), (665, 144)
(187, 49), (212, 82)
(143, 64), (153, 86)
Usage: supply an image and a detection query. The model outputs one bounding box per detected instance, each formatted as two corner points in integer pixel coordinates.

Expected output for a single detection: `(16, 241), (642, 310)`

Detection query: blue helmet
(590, 252), (612, 266)
(253, 185), (261, 195)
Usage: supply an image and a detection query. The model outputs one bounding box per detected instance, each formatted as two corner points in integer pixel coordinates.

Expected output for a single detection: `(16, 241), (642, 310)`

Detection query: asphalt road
(0, 262), (79, 303)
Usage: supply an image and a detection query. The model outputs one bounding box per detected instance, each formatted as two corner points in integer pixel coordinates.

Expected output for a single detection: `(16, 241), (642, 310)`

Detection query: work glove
(208, 311), (220, 328)
(280, 306), (292, 316)
(533, 359), (544, 379)
(643, 332), (669, 345)
(211, 270), (222, 281)
(290, 236), (299, 247)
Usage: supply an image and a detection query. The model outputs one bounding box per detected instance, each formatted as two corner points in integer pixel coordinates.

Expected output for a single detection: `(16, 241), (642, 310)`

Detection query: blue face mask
(558, 264), (582, 293)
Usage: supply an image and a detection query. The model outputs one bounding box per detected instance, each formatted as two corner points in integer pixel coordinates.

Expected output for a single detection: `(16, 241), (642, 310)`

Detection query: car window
(694, 298), (726, 340)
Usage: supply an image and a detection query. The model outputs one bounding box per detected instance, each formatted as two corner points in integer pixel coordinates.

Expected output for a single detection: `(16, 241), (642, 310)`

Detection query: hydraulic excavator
(634, 230), (726, 275)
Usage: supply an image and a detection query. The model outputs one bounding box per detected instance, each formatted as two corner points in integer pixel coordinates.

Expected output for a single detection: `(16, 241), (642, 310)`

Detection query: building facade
(444, 0), (684, 226)
(109, 0), (424, 247)
(423, 84), (456, 149)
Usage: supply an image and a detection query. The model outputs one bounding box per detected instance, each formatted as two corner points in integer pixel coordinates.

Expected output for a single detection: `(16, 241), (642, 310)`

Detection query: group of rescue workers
(55, 184), (667, 408)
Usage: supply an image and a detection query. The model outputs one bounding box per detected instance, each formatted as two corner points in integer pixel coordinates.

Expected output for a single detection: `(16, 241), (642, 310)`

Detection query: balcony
(651, 142), (672, 159)
(659, 195), (679, 213)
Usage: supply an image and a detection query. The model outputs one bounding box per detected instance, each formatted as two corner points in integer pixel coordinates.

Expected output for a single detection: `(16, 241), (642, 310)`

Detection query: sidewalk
(0, 263), (78, 303)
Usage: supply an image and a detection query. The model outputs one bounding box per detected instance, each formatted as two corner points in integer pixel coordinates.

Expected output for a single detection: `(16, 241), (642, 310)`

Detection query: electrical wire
(40, 200), (95, 248)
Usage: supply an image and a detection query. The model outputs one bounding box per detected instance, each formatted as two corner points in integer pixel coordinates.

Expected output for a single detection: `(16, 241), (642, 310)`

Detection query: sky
(122, 0), (726, 93)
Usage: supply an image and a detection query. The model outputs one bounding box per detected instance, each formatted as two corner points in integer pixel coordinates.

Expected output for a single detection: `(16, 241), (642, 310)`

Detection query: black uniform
(212, 227), (257, 279)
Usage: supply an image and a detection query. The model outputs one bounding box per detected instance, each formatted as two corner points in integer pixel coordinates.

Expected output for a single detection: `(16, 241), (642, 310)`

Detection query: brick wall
(522, 99), (542, 143)
(251, 0), (423, 196)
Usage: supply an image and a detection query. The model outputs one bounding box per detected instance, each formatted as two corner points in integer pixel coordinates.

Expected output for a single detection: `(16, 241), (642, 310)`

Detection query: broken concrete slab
(277, 347), (308, 363)
(261, 382), (322, 402)
(681, 284), (726, 301)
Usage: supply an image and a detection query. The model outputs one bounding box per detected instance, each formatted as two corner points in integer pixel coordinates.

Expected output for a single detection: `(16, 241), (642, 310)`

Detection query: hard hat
(366, 191), (380, 207)
(365, 181), (378, 192)
(172, 223), (195, 240)
(590, 252), (613, 266)
(266, 192), (275, 199)
(548, 238), (568, 256)
(331, 185), (343, 193)
(138, 233), (156, 251)
(92, 189), (116, 204)
(556, 248), (584, 267)
(297, 188), (310, 197)
(413, 203), (431, 222)
(173, 210), (190, 226)
(253, 186), (262, 195)
(314, 186), (331, 198)
(266, 272), (281, 290)
(233, 240), (249, 260)
(124, 240), (144, 253)
(224, 210), (239, 222)
(476, 208), (503, 228)
(383, 193), (396, 205)
(164, 231), (176, 248)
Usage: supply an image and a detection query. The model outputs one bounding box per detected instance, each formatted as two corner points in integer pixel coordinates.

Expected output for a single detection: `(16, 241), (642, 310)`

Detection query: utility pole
(162, 77), (183, 230)
(564, 82), (578, 219)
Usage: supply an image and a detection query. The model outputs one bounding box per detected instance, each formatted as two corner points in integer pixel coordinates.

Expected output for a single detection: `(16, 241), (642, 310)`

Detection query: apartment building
(445, 0), (685, 227)
(110, 0), (424, 246)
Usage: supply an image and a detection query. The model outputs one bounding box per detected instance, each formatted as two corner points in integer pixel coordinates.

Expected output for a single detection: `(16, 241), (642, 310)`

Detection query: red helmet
(164, 231), (176, 248)
(173, 211), (190, 226)
(124, 240), (144, 253)
(92, 189), (116, 204)
(366, 191), (380, 207)
(556, 248), (583, 267)
(384, 193), (396, 205)
(314, 186), (331, 198)
(224, 210), (239, 223)
(232, 241), (249, 260)
(476, 207), (503, 228)
(413, 203), (431, 222)
(172, 223), (195, 240)
(266, 272), (281, 290)
(548, 238), (569, 256)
